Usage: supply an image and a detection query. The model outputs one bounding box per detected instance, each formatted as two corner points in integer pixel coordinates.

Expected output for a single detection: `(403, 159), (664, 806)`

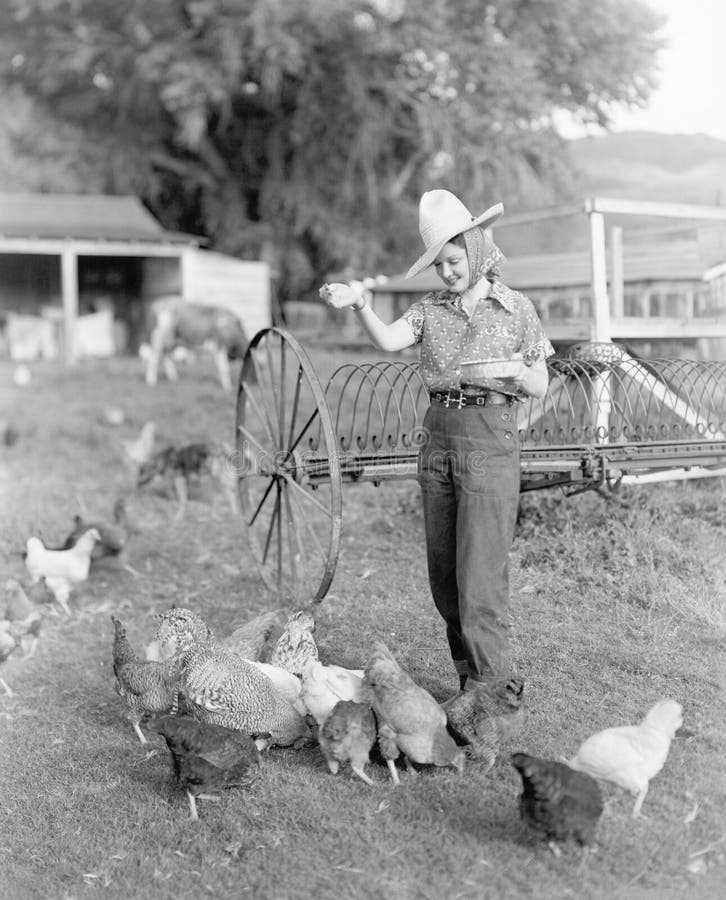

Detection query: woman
(320, 189), (554, 692)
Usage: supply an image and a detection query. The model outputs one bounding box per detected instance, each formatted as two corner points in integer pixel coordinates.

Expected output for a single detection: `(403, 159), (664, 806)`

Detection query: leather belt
(430, 390), (514, 408)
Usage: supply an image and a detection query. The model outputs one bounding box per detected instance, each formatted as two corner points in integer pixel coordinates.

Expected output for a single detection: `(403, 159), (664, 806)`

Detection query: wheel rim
(235, 328), (342, 602)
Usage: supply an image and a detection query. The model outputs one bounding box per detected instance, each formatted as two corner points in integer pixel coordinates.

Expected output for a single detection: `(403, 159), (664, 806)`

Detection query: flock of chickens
(1, 420), (685, 855)
(108, 600), (683, 851)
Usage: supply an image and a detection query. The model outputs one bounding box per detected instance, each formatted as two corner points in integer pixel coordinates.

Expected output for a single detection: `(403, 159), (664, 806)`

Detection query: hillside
(567, 130), (726, 205)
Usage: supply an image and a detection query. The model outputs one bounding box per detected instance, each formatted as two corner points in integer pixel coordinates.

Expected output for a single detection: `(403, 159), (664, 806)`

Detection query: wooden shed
(0, 193), (272, 362)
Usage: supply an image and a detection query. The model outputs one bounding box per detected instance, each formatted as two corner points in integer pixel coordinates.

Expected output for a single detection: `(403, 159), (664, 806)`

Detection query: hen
(364, 641), (465, 784)
(146, 606), (212, 661)
(318, 700), (377, 786)
(568, 699), (683, 817)
(148, 714), (262, 820)
(122, 420), (156, 478)
(300, 659), (366, 728)
(267, 609), (318, 676)
(62, 497), (129, 562)
(222, 607), (291, 661)
(443, 676), (526, 771)
(111, 616), (183, 744)
(0, 621), (19, 695)
(25, 529), (100, 616)
(153, 608), (310, 747)
(511, 752), (603, 850)
(3, 578), (42, 658)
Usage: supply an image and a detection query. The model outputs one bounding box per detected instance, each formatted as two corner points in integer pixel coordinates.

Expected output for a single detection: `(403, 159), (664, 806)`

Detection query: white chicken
(246, 659), (308, 717)
(24, 529), (100, 615)
(299, 659), (366, 727)
(568, 699), (683, 817)
(122, 421), (156, 481)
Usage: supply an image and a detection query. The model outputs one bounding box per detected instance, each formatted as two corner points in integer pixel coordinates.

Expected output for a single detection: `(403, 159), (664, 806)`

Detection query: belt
(430, 390), (514, 408)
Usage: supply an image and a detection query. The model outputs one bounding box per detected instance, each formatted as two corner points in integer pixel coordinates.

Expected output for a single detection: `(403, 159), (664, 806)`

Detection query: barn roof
(375, 239), (714, 294)
(0, 193), (195, 243)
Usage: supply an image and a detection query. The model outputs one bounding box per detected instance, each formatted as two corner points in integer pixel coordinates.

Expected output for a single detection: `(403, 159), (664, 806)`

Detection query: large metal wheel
(235, 328), (342, 602)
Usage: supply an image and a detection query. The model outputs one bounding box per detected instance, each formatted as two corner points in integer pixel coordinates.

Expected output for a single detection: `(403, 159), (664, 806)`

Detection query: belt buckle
(475, 395), (487, 407)
(444, 391), (464, 409)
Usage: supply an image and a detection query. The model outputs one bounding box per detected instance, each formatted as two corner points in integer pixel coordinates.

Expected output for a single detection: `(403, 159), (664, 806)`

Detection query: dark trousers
(418, 402), (520, 682)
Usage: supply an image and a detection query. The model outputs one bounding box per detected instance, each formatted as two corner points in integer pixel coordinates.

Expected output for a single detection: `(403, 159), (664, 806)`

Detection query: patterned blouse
(401, 280), (555, 396)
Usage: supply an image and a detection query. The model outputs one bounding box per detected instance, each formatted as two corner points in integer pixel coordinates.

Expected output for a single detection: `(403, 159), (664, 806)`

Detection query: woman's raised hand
(319, 282), (364, 310)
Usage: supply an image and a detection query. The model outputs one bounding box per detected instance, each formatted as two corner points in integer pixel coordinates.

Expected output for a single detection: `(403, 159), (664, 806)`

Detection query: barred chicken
(111, 616), (183, 744)
(364, 641), (465, 784)
(511, 752), (603, 850)
(443, 676), (526, 772)
(179, 639), (311, 747)
(148, 714), (262, 820)
(318, 700), (377, 786)
(268, 609), (318, 676)
(568, 699), (683, 817)
(300, 659), (366, 728)
(146, 606), (212, 661)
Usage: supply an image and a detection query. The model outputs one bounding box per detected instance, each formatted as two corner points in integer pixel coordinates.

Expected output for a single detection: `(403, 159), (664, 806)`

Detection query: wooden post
(587, 206), (611, 341)
(61, 246), (79, 366)
(611, 226), (624, 317)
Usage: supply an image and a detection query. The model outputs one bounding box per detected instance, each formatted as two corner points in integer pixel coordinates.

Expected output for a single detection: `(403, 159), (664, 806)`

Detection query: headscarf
(462, 226), (506, 283)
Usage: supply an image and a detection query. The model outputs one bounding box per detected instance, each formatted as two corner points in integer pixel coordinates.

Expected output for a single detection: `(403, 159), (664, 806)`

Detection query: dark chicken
(149, 714), (262, 820)
(511, 752), (603, 849)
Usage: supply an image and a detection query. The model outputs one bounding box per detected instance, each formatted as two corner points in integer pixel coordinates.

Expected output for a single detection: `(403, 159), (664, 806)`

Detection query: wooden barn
(0, 193), (272, 362)
(370, 198), (726, 360)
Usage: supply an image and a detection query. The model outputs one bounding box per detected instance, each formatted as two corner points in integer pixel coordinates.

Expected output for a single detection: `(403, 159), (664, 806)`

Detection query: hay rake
(235, 328), (726, 601)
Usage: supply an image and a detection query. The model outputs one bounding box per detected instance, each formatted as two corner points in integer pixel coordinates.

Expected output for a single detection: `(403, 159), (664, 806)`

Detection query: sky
(563, 0), (726, 141)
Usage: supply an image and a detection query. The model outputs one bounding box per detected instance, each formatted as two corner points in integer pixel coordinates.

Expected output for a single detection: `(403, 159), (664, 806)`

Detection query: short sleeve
(401, 298), (426, 344)
(518, 296), (555, 365)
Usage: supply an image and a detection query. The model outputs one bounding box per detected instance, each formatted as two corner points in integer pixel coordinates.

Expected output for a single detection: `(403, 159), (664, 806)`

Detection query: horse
(144, 297), (248, 391)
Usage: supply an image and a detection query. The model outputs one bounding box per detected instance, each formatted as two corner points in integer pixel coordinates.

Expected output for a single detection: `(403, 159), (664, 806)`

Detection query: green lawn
(1, 351), (725, 900)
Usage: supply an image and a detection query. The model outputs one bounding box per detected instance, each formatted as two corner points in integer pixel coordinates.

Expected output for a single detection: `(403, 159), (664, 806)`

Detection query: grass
(1, 351), (725, 900)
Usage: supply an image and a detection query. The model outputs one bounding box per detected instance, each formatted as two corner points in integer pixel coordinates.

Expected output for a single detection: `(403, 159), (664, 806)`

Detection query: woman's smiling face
(433, 240), (470, 293)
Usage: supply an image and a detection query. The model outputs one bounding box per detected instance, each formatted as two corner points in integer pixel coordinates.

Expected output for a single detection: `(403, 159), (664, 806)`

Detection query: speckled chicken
(568, 699), (683, 817)
(179, 638), (311, 747)
(148, 714), (262, 820)
(146, 606), (212, 662)
(511, 752), (603, 849)
(442, 676), (526, 771)
(364, 641), (465, 784)
(318, 700), (377, 786)
(267, 609), (318, 676)
(111, 616), (182, 744)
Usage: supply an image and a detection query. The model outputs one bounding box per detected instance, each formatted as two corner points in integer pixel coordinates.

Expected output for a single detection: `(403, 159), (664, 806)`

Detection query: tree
(0, 0), (664, 303)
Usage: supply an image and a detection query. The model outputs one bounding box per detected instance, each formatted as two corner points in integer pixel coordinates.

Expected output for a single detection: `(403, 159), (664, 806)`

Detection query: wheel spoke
(261, 488), (281, 566)
(241, 377), (277, 447)
(282, 483), (304, 588)
(278, 470), (334, 519)
(249, 347), (280, 444)
(286, 480), (328, 564)
(247, 475), (276, 528)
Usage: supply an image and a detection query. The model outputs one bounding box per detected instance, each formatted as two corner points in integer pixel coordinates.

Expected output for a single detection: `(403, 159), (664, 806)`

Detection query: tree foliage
(0, 0), (664, 302)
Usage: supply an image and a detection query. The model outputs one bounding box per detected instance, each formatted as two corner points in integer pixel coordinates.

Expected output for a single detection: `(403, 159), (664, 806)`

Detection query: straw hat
(406, 190), (503, 278)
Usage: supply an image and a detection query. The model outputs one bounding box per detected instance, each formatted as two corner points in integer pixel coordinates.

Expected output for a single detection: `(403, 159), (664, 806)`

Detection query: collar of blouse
(434, 280), (515, 315)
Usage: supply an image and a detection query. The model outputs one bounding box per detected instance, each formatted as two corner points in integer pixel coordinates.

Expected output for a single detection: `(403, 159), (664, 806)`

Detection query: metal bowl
(460, 357), (522, 386)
